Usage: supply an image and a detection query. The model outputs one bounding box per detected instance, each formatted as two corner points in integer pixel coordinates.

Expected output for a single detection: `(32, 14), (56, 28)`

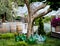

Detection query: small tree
(1, 12), (6, 22)
(0, 0), (13, 22)
(38, 17), (46, 35)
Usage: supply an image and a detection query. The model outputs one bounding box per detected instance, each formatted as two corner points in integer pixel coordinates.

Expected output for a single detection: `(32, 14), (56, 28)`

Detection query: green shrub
(38, 17), (46, 35)
(0, 33), (2, 39)
(16, 41), (28, 46)
(46, 32), (51, 37)
(1, 33), (14, 39)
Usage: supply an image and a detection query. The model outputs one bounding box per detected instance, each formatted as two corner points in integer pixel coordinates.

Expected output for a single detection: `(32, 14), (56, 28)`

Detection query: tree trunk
(1, 12), (6, 23)
(24, 0), (33, 38)
(27, 9), (32, 38)
(27, 21), (33, 37)
(2, 15), (6, 23)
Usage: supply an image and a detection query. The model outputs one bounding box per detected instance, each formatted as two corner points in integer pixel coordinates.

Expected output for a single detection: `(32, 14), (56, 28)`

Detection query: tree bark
(32, 9), (52, 23)
(2, 16), (5, 23)
(25, 0), (32, 38)
(31, 3), (47, 16)
(55, 26), (60, 32)
(1, 13), (6, 23)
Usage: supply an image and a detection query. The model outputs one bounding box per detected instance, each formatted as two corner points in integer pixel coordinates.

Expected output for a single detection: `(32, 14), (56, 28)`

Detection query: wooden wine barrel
(10, 22), (16, 33)
(0, 28), (3, 33)
(0, 22), (16, 33)
(16, 22), (22, 33)
(0, 22), (23, 33)
(55, 26), (60, 32)
(2, 23), (7, 33)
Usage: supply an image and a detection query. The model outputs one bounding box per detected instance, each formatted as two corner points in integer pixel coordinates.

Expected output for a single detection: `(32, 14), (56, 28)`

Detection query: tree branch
(24, 0), (31, 22)
(31, 3), (47, 16)
(24, 0), (29, 7)
(32, 9), (52, 22)
(24, 0), (30, 15)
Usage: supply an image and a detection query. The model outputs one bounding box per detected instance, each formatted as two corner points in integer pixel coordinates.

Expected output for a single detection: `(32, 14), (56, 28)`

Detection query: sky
(13, 2), (60, 17)
(45, 8), (60, 17)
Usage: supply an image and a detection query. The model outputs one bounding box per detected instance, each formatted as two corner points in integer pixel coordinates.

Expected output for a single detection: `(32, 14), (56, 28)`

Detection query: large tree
(24, 0), (60, 38)
(24, 0), (52, 38)
(1, 0), (60, 38)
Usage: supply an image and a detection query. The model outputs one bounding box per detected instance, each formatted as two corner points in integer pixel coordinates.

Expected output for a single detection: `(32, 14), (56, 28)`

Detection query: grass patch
(0, 37), (60, 46)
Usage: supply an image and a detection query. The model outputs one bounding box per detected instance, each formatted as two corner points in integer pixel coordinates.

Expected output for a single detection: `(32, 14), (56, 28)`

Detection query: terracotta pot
(55, 26), (60, 32)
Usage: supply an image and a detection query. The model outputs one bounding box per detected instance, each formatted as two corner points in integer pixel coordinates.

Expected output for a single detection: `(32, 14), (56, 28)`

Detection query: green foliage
(34, 18), (40, 26)
(11, 0), (24, 6)
(28, 35), (36, 44)
(38, 17), (46, 35)
(46, 32), (51, 37)
(0, 0), (12, 14)
(0, 0), (13, 21)
(34, 17), (47, 35)
(43, 16), (51, 23)
(29, 0), (44, 3)
(0, 15), (2, 19)
(7, 42), (15, 46)
(0, 37), (60, 46)
(17, 0), (24, 6)
(15, 35), (21, 42)
(16, 41), (28, 46)
(15, 34), (27, 42)
(15, 16), (21, 20)
(46, 0), (60, 10)
(0, 33), (14, 39)
(0, 0), (24, 21)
